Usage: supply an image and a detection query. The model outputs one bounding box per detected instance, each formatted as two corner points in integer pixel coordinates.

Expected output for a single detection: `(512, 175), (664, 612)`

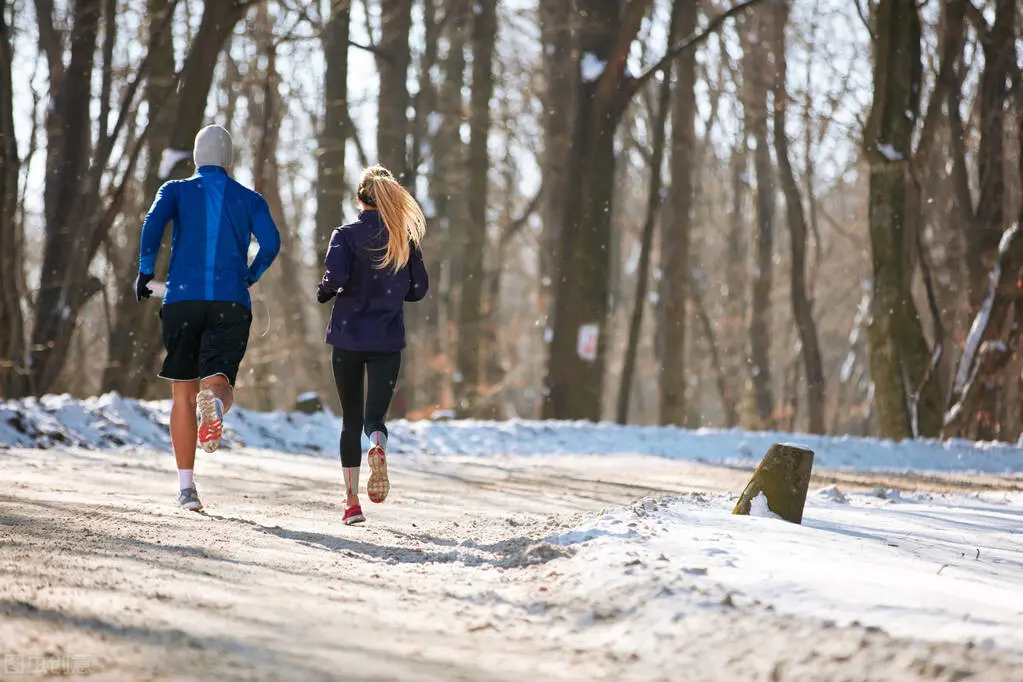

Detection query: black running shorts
(159, 301), (253, 385)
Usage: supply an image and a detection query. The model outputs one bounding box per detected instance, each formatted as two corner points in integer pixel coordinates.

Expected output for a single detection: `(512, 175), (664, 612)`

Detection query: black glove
(135, 272), (154, 302)
(317, 286), (337, 304)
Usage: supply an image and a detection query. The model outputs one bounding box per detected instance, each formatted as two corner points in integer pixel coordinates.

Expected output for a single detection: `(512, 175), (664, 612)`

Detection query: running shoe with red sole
(367, 445), (390, 503)
(196, 389), (223, 454)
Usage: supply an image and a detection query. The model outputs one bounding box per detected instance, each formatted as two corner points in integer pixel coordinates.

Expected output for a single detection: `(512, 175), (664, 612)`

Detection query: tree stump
(732, 443), (815, 524)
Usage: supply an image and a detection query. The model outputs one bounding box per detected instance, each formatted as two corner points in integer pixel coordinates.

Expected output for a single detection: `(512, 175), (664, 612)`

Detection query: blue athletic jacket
(139, 166), (281, 307)
(319, 210), (428, 352)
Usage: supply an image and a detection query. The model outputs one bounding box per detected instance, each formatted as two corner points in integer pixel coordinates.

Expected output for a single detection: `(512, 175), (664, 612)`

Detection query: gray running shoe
(178, 487), (203, 512)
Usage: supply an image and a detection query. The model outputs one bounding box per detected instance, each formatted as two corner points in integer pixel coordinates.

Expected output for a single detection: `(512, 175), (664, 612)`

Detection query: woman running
(317, 165), (429, 525)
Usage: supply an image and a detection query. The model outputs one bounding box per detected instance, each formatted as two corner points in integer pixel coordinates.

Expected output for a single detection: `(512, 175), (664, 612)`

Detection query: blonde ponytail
(356, 165), (426, 271)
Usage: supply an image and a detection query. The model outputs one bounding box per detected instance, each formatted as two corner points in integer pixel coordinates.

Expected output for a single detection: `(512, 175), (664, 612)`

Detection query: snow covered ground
(3, 395), (1023, 679)
(551, 488), (1023, 657)
(3, 392), (1023, 476)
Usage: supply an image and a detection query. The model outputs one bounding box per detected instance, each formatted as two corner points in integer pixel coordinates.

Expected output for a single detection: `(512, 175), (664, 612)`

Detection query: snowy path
(2, 446), (1023, 681)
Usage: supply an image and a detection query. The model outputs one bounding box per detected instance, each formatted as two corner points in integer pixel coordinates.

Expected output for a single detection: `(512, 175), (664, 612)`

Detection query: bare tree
(618, 0), (684, 425)
(864, 0), (938, 440)
(102, 0), (177, 393)
(375, 0), (414, 414)
(0, 0), (25, 396)
(969, 0), (1015, 312)
(771, 0), (825, 433)
(377, 0), (412, 178)
(251, 3), (325, 403)
(455, 0), (497, 416)
(659, 0), (697, 427)
(538, 0), (576, 324)
(102, 0), (257, 398)
(545, 0), (764, 420)
(316, 0), (351, 266)
(30, 0), (104, 394)
(742, 6), (775, 428)
(947, 0), (1018, 439)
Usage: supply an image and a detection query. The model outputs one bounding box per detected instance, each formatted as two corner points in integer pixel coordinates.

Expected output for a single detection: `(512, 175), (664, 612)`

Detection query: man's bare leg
(171, 380), (200, 470)
(171, 380), (203, 511)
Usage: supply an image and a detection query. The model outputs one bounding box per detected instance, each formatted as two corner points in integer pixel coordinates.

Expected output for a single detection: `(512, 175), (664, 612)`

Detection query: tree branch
(499, 186), (543, 250)
(349, 38), (389, 59)
(97, 0), (116, 151)
(33, 0), (63, 83)
(94, 0), (180, 178)
(597, 0), (653, 111)
(854, 0), (875, 42)
(626, 0), (766, 98)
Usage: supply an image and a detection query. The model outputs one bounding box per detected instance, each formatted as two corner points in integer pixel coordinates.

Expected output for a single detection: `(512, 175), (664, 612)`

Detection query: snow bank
(1, 393), (1022, 476)
(552, 490), (1023, 653)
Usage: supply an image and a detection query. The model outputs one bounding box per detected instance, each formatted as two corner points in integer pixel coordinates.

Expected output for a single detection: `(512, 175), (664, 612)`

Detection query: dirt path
(1, 446), (1021, 681)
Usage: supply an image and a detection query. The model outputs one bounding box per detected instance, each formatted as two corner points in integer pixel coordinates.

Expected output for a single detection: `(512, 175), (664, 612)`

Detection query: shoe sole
(196, 390), (222, 454)
(180, 502), (203, 512)
(367, 446), (389, 503)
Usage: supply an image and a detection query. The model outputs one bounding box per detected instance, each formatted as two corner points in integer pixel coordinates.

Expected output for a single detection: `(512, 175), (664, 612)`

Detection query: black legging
(331, 347), (402, 468)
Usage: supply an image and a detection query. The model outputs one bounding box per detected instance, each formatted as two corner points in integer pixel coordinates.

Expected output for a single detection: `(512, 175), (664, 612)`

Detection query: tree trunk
(426, 0), (468, 414)
(944, 29), (1023, 440)
(538, 0), (577, 325)
(544, 0), (653, 421)
(743, 8), (775, 428)
(944, 223), (1023, 439)
(964, 0), (1014, 440)
(771, 0), (824, 434)
(618, 0), (683, 425)
(0, 0), (25, 396)
(101, 0), (176, 394)
(454, 0), (497, 417)
(864, 0), (939, 440)
(690, 275), (738, 426)
(724, 129), (748, 428)
(251, 3), (325, 404)
(659, 0), (697, 427)
(30, 0), (102, 395)
(970, 0), (1015, 312)
(544, 0), (759, 420)
(407, 0), (439, 194)
(377, 0), (412, 177)
(102, 0), (251, 398)
(316, 0), (350, 266)
(377, 0), (413, 414)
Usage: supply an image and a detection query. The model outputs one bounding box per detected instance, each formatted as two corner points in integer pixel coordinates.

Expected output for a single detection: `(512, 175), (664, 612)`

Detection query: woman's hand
(317, 285), (338, 304)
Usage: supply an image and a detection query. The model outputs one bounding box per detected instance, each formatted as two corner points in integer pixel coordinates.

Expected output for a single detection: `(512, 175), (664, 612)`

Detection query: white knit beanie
(193, 124), (233, 168)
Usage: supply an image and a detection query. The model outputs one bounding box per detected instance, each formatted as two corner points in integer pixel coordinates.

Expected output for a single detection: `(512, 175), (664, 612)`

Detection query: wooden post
(733, 442), (814, 524)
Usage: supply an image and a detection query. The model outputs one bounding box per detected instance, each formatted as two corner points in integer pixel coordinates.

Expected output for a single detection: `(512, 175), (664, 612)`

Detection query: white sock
(178, 469), (194, 490)
(370, 431), (387, 449)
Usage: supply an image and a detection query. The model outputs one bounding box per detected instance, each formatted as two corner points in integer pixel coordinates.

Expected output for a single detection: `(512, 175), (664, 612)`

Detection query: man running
(135, 124), (281, 512)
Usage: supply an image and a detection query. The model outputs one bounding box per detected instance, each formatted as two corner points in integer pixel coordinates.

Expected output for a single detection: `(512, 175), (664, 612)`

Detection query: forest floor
(2, 446), (1023, 681)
